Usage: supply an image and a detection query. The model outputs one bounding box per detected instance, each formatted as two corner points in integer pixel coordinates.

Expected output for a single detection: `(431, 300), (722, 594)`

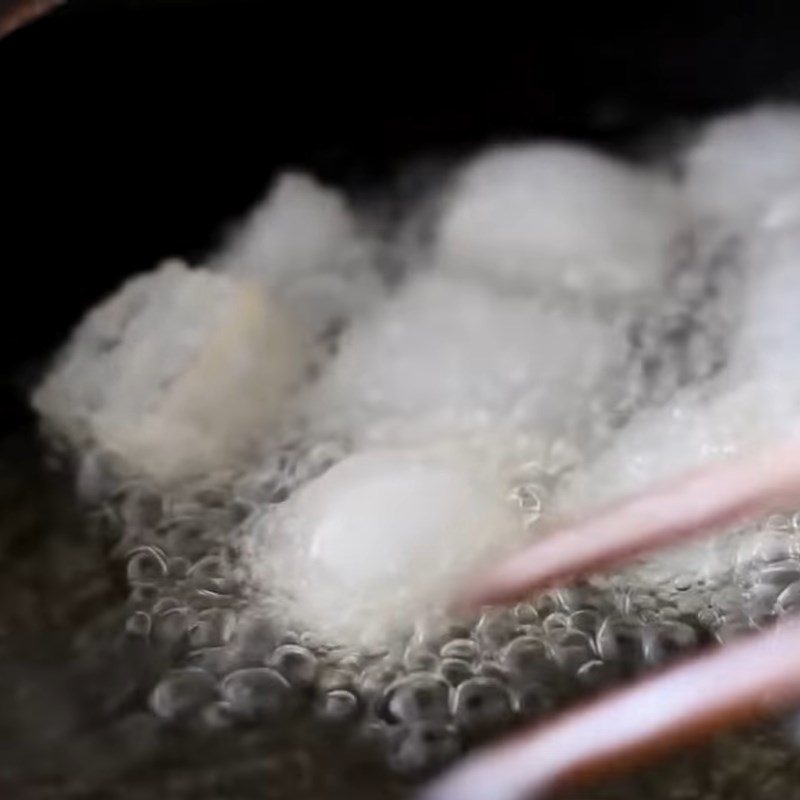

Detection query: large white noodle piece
(33, 261), (307, 483)
(245, 449), (522, 648)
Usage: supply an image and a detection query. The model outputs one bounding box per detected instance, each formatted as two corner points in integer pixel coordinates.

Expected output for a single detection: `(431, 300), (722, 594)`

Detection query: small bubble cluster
(74, 443), (800, 786)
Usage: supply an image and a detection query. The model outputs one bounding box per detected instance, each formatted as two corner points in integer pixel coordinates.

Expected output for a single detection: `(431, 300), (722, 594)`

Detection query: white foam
(732, 198), (800, 378)
(555, 187), (800, 588)
(684, 106), (800, 225)
(436, 144), (683, 296)
(308, 272), (626, 461)
(213, 172), (382, 336)
(559, 113), (800, 513)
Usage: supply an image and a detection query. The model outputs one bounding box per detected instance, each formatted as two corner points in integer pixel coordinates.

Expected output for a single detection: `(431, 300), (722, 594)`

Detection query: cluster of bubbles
(729, 516), (800, 631)
(78, 444), (800, 782)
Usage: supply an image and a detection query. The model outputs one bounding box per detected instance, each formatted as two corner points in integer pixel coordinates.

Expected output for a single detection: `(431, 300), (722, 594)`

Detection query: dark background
(5, 1), (800, 429)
